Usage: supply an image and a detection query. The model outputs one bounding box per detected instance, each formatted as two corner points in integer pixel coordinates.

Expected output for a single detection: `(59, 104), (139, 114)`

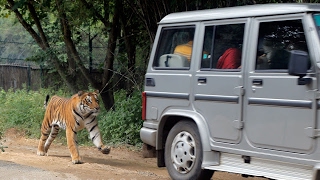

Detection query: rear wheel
(165, 120), (214, 180)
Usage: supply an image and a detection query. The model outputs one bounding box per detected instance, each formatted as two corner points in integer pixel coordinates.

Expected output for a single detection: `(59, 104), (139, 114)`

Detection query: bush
(0, 88), (70, 138)
(98, 90), (143, 146)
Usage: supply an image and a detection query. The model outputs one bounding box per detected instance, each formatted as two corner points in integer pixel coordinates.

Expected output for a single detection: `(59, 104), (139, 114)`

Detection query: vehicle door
(144, 25), (196, 121)
(193, 20), (247, 144)
(244, 15), (317, 153)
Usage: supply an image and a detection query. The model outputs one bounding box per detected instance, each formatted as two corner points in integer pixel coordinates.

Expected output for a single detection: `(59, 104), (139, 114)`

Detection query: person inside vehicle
(257, 38), (290, 69)
(256, 38), (273, 69)
(216, 43), (242, 69)
(174, 31), (194, 62)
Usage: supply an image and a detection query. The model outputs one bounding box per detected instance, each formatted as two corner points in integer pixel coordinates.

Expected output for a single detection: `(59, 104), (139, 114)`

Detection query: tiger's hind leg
(44, 124), (60, 153)
(37, 122), (52, 156)
(37, 123), (60, 156)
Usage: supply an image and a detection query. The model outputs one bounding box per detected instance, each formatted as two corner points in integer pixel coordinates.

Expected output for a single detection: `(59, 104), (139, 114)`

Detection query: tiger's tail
(43, 95), (50, 109)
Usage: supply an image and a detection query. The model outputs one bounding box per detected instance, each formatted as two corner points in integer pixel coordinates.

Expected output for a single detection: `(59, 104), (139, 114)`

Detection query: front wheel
(165, 120), (214, 180)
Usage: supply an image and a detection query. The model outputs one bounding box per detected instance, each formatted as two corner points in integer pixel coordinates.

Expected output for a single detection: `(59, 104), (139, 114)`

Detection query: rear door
(193, 20), (247, 144)
(244, 15), (317, 153)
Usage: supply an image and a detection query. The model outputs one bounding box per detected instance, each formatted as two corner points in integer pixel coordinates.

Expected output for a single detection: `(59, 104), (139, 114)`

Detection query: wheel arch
(156, 109), (211, 152)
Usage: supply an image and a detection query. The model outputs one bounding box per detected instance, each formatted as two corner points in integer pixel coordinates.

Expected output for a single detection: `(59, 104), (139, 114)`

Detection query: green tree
(0, 0), (122, 110)
(1, 0), (320, 111)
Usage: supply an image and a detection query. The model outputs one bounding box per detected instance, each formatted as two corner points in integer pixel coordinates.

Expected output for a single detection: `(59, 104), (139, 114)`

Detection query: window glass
(201, 24), (245, 70)
(313, 14), (320, 26)
(256, 20), (309, 70)
(153, 27), (195, 68)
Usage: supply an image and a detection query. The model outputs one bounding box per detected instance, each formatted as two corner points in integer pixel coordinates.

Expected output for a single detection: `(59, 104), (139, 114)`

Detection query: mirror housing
(288, 50), (311, 85)
(288, 50), (309, 77)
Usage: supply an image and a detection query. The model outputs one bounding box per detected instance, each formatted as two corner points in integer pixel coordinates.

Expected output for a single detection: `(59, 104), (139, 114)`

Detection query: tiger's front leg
(86, 120), (111, 155)
(66, 127), (81, 164)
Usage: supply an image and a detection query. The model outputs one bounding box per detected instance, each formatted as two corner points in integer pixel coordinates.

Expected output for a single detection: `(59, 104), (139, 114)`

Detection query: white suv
(141, 3), (320, 180)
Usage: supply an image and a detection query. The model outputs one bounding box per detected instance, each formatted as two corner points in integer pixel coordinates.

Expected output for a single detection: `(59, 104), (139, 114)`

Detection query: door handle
(252, 79), (263, 85)
(198, 77), (207, 84)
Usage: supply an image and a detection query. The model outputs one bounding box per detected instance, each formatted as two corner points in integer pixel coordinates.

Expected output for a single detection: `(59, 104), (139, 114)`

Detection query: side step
(204, 153), (313, 180)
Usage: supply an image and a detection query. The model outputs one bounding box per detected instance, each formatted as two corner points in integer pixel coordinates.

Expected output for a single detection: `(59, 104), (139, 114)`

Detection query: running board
(203, 153), (313, 180)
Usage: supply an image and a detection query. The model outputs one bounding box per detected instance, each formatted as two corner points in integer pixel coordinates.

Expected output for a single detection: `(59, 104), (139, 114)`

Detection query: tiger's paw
(99, 146), (111, 154)
(72, 158), (83, 164)
(37, 150), (46, 156)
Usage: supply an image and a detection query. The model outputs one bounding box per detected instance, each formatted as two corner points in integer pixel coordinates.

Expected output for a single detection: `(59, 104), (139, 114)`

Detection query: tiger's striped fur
(37, 90), (110, 164)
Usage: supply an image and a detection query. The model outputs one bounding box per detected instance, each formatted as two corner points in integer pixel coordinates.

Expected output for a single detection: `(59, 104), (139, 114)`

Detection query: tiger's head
(78, 90), (100, 114)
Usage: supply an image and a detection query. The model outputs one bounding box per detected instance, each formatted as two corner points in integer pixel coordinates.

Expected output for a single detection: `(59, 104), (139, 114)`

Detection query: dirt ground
(0, 129), (265, 180)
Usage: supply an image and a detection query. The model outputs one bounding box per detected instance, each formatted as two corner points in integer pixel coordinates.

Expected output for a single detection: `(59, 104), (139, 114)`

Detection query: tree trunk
(120, 10), (136, 96)
(55, 0), (100, 89)
(101, 0), (121, 110)
(6, 0), (78, 92)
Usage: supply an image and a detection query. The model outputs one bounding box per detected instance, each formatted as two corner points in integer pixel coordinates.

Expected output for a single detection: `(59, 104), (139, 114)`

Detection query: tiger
(37, 90), (110, 164)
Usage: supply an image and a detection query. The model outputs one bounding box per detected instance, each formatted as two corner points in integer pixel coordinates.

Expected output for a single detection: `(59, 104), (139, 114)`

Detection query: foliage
(0, 87), (69, 139)
(98, 90), (143, 145)
(0, 88), (143, 147)
(1, 0), (318, 111)
(0, 120), (6, 152)
(0, 16), (38, 64)
(0, 0), (121, 111)
(0, 142), (7, 152)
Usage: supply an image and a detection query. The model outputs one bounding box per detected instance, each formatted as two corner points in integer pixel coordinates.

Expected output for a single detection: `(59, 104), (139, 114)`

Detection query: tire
(165, 120), (214, 180)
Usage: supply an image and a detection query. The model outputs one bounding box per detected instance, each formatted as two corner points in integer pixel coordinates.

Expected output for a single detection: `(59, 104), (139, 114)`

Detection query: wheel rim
(170, 131), (196, 174)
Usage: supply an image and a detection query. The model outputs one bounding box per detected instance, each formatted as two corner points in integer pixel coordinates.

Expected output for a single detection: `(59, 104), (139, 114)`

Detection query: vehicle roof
(160, 3), (320, 24)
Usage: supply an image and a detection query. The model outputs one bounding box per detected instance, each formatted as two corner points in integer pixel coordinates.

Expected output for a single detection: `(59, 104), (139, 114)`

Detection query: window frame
(199, 19), (247, 72)
(251, 14), (311, 73)
(152, 25), (196, 70)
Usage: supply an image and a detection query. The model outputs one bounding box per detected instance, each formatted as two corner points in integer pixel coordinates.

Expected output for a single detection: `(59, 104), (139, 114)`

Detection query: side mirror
(288, 50), (311, 85)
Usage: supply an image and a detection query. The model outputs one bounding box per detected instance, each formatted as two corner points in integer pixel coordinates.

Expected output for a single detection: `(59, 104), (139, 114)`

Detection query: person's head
(185, 29), (194, 41)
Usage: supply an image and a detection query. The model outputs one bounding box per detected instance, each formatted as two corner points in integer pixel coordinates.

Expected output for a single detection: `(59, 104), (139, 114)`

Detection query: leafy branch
(0, 140), (7, 152)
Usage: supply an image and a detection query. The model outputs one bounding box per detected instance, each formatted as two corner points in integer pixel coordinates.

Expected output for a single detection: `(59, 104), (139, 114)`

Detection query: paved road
(0, 160), (76, 180)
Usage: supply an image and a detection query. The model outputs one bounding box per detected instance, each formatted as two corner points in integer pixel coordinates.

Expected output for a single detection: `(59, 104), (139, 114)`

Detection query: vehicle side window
(201, 23), (245, 70)
(153, 26), (195, 69)
(256, 20), (309, 71)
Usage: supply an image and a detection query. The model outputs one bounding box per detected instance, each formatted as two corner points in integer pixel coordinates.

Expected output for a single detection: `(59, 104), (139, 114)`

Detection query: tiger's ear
(78, 91), (84, 96)
(94, 90), (99, 94)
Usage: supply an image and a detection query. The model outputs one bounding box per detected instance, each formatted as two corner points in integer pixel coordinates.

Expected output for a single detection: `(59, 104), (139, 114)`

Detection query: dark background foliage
(0, 0), (318, 146)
